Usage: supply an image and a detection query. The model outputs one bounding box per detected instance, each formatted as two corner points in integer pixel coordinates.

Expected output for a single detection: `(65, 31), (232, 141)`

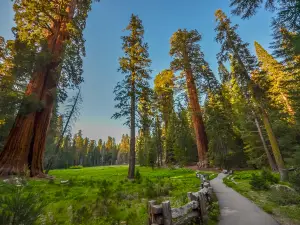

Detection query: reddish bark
(0, 71), (46, 176)
(185, 69), (208, 167)
(0, 1), (75, 177)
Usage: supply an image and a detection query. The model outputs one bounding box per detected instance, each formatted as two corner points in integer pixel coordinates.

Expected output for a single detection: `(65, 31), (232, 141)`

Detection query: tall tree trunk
(0, 1), (76, 177)
(0, 71), (47, 176)
(260, 108), (287, 180)
(231, 42), (286, 179)
(185, 69), (208, 167)
(253, 115), (278, 171)
(128, 83), (136, 179)
(260, 109), (287, 178)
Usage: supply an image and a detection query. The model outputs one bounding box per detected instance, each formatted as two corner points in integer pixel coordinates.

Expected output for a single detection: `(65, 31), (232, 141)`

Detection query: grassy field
(0, 166), (218, 225)
(223, 170), (300, 225)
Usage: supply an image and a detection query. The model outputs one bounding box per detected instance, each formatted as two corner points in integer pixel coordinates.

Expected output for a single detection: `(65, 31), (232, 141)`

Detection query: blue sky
(0, 0), (274, 142)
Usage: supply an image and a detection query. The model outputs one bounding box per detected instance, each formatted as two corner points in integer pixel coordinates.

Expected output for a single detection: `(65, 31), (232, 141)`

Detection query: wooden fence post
(148, 200), (156, 225)
(198, 191), (208, 225)
(162, 201), (172, 225)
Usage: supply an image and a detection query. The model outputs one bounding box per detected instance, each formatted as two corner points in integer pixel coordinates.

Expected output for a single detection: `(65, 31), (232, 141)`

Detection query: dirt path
(210, 173), (279, 225)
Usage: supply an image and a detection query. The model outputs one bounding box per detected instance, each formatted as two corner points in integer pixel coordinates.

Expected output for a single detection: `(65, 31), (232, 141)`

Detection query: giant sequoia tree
(170, 29), (209, 166)
(113, 14), (151, 179)
(0, 0), (95, 177)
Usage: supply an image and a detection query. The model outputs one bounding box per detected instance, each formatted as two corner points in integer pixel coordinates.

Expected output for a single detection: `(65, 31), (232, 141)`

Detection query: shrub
(289, 170), (300, 192)
(250, 173), (270, 190)
(261, 168), (279, 184)
(135, 168), (142, 183)
(208, 201), (220, 222)
(249, 169), (279, 191)
(270, 189), (300, 205)
(69, 165), (83, 169)
(0, 187), (47, 225)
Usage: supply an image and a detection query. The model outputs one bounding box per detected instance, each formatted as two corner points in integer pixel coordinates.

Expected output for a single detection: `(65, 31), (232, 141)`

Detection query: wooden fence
(148, 173), (213, 225)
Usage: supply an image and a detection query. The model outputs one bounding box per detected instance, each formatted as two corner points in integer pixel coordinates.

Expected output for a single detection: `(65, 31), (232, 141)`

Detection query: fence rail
(148, 173), (213, 225)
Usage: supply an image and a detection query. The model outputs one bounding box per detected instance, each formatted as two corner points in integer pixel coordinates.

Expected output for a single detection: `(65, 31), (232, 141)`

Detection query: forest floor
(222, 170), (300, 225)
(0, 166), (219, 225)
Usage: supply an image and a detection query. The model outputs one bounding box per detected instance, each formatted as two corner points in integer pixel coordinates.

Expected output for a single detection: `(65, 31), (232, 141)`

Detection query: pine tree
(205, 90), (244, 169)
(112, 14), (151, 179)
(154, 69), (175, 129)
(230, 0), (277, 19)
(170, 29), (208, 167)
(255, 41), (294, 118)
(175, 106), (198, 165)
(165, 112), (178, 164)
(75, 130), (84, 166)
(215, 10), (287, 179)
(118, 134), (130, 164)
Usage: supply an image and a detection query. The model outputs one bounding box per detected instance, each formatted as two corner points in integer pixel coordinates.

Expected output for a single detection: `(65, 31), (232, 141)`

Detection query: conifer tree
(0, 0), (98, 177)
(170, 29), (208, 167)
(118, 134), (130, 164)
(215, 10), (287, 179)
(175, 106), (198, 165)
(154, 70), (175, 129)
(165, 112), (178, 164)
(254, 42), (295, 119)
(152, 115), (163, 166)
(112, 14), (151, 178)
(230, 0), (277, 19)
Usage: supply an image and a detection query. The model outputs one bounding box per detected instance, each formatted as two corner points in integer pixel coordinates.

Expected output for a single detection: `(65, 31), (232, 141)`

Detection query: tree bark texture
(260, 108), (287, 180)
(253, 116), (278, 171)
(185, 69), (208, 166)
(128, 82), (136, 179)
(0, 1), (75, 177)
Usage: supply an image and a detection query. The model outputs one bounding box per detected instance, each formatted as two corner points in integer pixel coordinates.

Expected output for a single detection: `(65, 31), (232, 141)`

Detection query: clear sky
(0, 0), (274, 142)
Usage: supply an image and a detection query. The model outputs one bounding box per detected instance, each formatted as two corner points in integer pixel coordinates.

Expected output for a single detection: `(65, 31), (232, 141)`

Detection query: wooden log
(203, 182), (210, 188)
(198, 191), (208, 225)
(171, 201), (199, 219)
(148, 200), (157, 225)
(162, 201), (173, 225)
(187, 192), (198, 201)
(173, 211), (199, 225)
(151, 204), (163, 214)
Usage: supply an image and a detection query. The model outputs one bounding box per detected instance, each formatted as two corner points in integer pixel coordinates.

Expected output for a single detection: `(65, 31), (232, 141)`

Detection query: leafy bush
(249, 169), (279, 190)
(135, 168), (142, 183)
(143, 178), (173, 198)
(270, 189), (300, 205)
(223, 177), (236, 188)
(250, 173), (270, 190)
(208, 201), (220, 222)
(69, 165), (83, 169)
(261, 168), (279, 184)
(289, 170), (300, 192)
(234, 172), (254, 180)
(0, 186), (46, 225)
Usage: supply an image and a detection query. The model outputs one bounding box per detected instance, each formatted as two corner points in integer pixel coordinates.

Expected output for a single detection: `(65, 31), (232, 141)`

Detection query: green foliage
(112, 14), (152, 126)
(135, 168), (142, 183)
(269, 189), (300, 206)
(289, 170), (300, 192)
(250, 173), (270, 190)
(0, 186), (46, 225)
(0, 167), (202, 224)
(261, 168), (279, 184)
(250, 169), (279, 190)
(69, 165), (84, 169)
(208, 201), (220, 223)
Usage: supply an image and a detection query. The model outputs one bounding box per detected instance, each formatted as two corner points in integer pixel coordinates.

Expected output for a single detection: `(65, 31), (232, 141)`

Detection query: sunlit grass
(1, 166), (208, 224)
